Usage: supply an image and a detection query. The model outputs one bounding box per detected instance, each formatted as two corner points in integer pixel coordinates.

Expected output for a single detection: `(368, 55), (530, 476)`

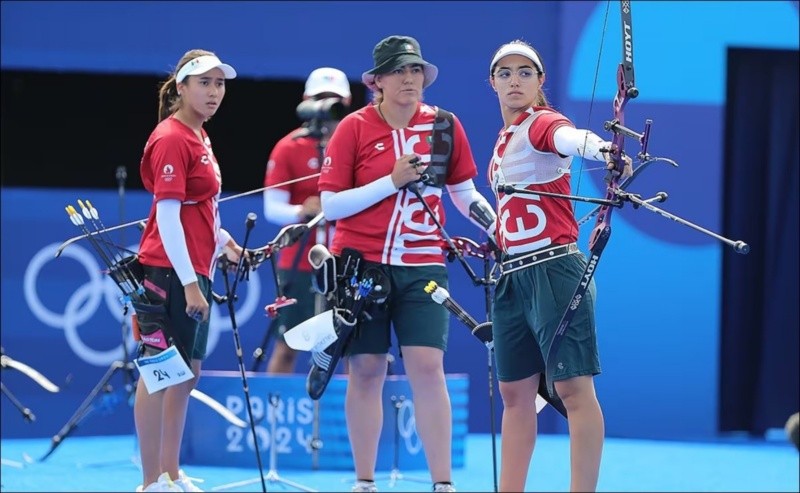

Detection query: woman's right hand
(390, 154), (428, 189)
(184, 282), (210, 322)
(300, 196), (322, 219)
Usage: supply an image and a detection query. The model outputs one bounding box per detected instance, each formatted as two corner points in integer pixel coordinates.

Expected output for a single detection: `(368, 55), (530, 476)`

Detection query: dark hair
(157, 49), (215, 122)
(490, 40), (550, 107)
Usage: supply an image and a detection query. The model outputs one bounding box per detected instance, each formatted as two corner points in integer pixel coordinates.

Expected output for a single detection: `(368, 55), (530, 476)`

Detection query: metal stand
(212, 393), (317, 492)
(39, 303), (139, 462)
(212, 213), (269, 493)
(309, 220), (328, 470)
(0, 374), (37, 469)
(1, 381), (36, 424)
(373, 395), (428, 487)
(252, 129), (330, 374)
(40, 167), (140, 463)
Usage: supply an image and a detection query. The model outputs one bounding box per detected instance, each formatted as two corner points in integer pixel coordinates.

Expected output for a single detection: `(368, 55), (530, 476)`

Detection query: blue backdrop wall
(1, 1), (798, 442)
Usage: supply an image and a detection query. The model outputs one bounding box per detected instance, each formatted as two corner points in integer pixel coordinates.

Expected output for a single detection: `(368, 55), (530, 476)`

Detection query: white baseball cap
(176, 55), (237, 83)
(490, 43), (544, 76)
(304, 67), (351, 98)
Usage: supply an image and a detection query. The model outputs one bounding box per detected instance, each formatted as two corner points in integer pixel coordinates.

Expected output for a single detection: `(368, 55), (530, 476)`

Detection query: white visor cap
(176, 55), (237, 83)
(305, 67), (351, 98)
(490, 44), (543, 75)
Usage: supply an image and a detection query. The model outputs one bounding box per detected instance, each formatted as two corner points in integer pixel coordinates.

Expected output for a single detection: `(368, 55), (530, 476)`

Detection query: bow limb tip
(733, 241), (750, 255)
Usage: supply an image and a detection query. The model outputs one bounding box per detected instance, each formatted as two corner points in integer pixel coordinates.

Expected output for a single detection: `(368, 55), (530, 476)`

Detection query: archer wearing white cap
(135, 49), (241, 493)
(259, 67), (352, 374)
(487, 39), (632, 492)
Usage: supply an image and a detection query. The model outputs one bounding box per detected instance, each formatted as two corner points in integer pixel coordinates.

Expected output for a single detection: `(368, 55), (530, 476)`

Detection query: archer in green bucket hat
(361, 35), (439, 90)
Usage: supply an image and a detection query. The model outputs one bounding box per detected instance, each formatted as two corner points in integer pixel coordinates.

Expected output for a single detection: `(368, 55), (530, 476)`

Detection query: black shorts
(141, 265), (212, 361)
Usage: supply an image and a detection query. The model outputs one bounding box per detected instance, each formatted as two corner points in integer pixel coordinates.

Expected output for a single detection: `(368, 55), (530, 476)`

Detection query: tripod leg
(310, 400), (322, 470)
(1, 382), (36, 422)
(39, 361), (125, 462)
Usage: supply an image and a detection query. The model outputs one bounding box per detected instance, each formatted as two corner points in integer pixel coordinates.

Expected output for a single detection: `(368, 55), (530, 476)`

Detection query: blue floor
(1, 433), (797, 492)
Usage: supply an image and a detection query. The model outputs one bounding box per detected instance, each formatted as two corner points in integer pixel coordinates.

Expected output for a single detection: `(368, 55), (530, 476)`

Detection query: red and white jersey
(265, 129), (326, 272)
(319, 103), (477, 265)
(488, 107), (577, 255)
(139, 116), (223, 278)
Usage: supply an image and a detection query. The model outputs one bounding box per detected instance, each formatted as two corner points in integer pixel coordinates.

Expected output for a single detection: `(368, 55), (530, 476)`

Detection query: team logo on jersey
(321, 156), (333, 174)
(375, 143), (385, 151)
(308, 157), (319, 169)
(201, 155), (209, 165)
(162, 164), (176, 182)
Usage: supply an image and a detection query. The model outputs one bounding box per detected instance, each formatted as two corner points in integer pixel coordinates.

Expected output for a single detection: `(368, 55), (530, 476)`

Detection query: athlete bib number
(134, 345), (194, 394)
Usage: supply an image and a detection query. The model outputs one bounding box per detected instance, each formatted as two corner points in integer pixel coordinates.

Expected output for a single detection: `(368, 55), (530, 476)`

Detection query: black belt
(501, 243), (579, 274)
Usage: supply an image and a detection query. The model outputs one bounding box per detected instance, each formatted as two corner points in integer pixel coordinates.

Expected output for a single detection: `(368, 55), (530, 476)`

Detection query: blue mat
(1, 433), (797, 492)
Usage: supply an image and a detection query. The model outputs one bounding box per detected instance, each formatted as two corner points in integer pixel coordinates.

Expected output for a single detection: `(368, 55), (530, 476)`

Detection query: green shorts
(346, 264), (449, 355)
(269, 269), (319, 340)
(492, 252), (600, 383)
(143, 265), (212, 361)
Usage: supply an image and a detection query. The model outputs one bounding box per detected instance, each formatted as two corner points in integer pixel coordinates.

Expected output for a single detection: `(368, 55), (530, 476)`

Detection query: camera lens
(296, 98), (346, 122)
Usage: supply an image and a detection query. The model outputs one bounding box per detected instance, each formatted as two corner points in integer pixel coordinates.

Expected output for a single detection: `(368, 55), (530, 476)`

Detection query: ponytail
(157, 75), (180, 123)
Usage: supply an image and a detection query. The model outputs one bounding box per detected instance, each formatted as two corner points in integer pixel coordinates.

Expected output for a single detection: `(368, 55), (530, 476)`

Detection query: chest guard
(495, 111), (572, 188)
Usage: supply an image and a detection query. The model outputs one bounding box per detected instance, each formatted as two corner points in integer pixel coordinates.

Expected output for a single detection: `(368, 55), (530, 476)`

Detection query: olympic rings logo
(397, 398), (423, 455)
(24, 242), (262, 366)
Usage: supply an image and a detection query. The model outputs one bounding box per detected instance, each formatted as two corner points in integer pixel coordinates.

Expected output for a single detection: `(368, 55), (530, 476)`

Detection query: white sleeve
(320, 175), (398, 221)
(553, 126), (611, 161)
(446, 179), (497, 236)
(216, 228), (232, 252)
(264, 189), (303, 225)
(155, 199), (198, 286)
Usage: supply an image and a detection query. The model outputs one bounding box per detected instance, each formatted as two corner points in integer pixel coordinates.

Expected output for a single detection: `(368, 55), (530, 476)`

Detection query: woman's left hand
(604, 151), (634, 181)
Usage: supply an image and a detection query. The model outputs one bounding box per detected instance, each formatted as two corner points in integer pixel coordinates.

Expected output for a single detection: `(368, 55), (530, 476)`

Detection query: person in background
(319, 35), (497, 493)
(135, 49), (242, 493)
(260, 67), (352, 374)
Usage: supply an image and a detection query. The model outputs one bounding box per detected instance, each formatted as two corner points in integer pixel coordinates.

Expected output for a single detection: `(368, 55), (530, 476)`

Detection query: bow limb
(189, 389), (247, 428)
(544, 0), (638, 398)
(1, 354), (60, 393)
(587, 0), (637, 250)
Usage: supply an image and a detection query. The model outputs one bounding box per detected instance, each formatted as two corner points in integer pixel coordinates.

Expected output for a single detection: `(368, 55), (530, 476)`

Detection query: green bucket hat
(361, 35), (439, 90)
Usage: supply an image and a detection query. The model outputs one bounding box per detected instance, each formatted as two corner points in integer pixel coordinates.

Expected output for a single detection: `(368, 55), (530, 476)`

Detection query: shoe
(352, 480), (379, 492)
(138, 472), (183, 492)
(433, 483), (456, 492)
(175, 470), (203, 492)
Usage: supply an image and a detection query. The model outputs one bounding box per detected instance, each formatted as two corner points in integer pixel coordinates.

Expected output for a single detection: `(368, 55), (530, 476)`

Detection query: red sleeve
(318, 115), (357, 193)
(265, 135), (295, 190)
(144, 132), (190, 202)
(527, 109), (574, 155)
(446, 113), (479, 185)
